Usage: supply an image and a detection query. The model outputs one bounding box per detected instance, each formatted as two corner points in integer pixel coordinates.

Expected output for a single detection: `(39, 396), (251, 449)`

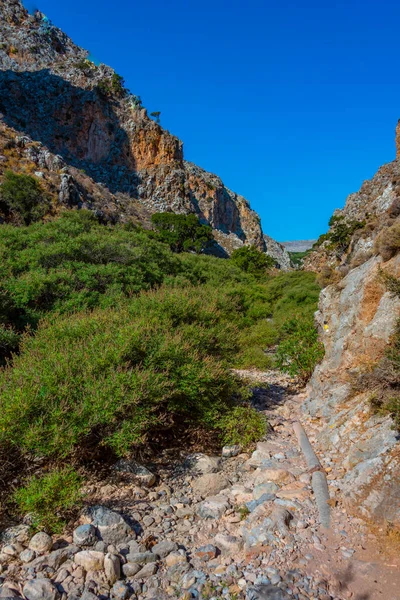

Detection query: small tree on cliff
(150, 111), (161, 124)
(151, 212), (213, 253)
(231, 245), (275, 275)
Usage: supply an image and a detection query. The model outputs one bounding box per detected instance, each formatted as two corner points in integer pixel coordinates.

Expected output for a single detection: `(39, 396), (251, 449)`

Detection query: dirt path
(244, 370), (400, 600)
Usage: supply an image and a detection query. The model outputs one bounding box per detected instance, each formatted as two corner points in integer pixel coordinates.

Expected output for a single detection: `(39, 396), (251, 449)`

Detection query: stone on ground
(23, 578), (60, 600)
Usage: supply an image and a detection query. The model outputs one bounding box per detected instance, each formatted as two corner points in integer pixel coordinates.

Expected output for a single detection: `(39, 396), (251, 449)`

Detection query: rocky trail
(1, 371), (399, 600)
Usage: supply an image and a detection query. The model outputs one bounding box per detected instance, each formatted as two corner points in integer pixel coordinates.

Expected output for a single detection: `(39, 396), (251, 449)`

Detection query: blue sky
(23, 0), (400, 241)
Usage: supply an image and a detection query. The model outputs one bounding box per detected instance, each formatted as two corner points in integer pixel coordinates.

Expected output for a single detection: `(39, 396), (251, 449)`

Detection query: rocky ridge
(302, 122), (400, 527)
(0, 0), (287, 262)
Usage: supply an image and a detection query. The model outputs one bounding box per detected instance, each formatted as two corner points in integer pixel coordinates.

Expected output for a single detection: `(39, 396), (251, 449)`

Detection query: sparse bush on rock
(374, 220), (400, 261)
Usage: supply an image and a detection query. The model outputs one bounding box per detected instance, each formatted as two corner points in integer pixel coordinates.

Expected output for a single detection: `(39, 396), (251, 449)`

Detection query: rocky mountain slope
(303, 123), (400, 528)
(0, 0), (289, 263)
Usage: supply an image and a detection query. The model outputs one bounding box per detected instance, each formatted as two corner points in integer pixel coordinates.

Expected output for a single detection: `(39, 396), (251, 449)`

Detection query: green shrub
(380, 268), (400, 297)
(288, 250), (309, 267)
(151, 212), (213, 253)
(0, 324), (20, 365)
(217, 405), (267, 448)
(314, 215), (365, 256)
(111, 73), (125, 96)
(231, 245), (275, 275)
(0, 287), (245, 459)
(12, 467), (83, 533)
(97, 79), (111, 96)
(0, 171), (49, 224)
(374, 221), (400, 261)
(275, 317), (324, 382)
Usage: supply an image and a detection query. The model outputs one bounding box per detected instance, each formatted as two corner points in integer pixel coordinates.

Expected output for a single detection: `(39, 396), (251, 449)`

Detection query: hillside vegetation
(0, 209), (321, 528)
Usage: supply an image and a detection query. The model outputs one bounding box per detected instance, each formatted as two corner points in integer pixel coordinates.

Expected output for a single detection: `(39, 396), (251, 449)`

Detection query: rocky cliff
(0, 0), (278, 259)
(303, 123), (400, 528)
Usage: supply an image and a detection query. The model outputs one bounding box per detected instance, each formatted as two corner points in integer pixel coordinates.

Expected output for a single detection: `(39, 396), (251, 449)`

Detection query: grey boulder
(23, 579), (60, 600)
(87, 506), (134, 544)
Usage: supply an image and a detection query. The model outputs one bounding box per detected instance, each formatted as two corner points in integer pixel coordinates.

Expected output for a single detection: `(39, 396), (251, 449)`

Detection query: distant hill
(281, 240), (317, 252)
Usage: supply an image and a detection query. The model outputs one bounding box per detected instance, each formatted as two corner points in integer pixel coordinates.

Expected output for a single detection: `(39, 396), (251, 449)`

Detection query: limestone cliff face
(0, 0), (271, 257)
(303, 124), (400, 527)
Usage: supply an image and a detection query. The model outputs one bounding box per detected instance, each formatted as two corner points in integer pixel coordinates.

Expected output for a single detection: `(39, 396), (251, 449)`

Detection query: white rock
(74, 550), (105, 571)
(28, 532), (53, 554)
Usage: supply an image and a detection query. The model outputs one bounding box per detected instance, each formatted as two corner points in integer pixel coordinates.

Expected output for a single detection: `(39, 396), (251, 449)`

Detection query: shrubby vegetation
(374, 220), (400, 261)
(231, 244), (275, 274)
(275, 317), (324, 383)
(314, 214), (365, 256)
(288, 250), (310, 267)
(0, 170), (50, 224)
(0, 209), (322, 529)
(353, 319), (400, 431)
(150, 212), (213, 253)
(13, 468), (83, 533)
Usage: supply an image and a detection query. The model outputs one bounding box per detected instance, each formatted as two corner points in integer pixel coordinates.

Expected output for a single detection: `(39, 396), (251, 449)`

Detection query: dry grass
(374, 220), (400, 261)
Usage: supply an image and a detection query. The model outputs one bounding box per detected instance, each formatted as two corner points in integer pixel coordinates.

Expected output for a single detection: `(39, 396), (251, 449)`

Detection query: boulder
(165, 551), (188, 567)
(254, 469), (295, 486)
(126, 551), (157, 565)
(253, 482), (279, 499)
(192, 473), (230, 496)
(151, 540), (178, 558)
(19, 548), (36, 563)
(132, 562), (158, 579)
(23, 579), (60, 600)
(104, 552), (120, 584)
(111, 581), (130, 599)
(73, 524), (97, 546)
(24, 545), (79, 571)
(87, 505), (134, 545)
(214, 533), (243, 555)
(246, 584), (289, 600)
(222, 444), (241, 458)
(196, 495), (230, 519)
(185, 453), (222, 474)
(122, 562), (141, 576)
(74, 550), (105, 571)
(28, 532), (53, 554)
(194, 544), (218, 560)
(112, 459), (156, 487)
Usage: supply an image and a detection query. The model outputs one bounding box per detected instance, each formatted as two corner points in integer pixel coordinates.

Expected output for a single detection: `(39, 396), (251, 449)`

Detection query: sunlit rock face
(303, 121), (400, 527)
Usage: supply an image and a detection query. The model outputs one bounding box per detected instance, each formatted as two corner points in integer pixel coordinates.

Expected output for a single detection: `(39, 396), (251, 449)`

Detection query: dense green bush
(0, 212), (321, 368)
(151, 212), (213, 253)
(0, 170), (49, 224)
(275, 317), (325, 382)
(217, 406), (267, 447)
(231, 245), (275, 274)
(0, 325), (20, 365)
(0, 287), (248, 460)
(12, 468), (83, 533)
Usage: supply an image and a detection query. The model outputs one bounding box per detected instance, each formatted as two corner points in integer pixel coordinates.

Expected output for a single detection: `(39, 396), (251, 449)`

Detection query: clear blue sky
(23, 0), (400, 241)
